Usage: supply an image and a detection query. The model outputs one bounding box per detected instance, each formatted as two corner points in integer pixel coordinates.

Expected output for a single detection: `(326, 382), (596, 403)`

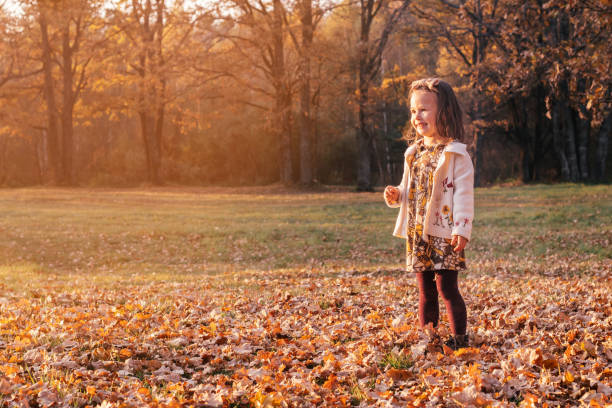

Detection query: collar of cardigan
(404, 140), (468, 157)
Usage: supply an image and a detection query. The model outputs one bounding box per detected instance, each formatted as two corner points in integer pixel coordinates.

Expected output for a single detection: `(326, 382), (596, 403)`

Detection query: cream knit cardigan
(385, 140), (474, 241)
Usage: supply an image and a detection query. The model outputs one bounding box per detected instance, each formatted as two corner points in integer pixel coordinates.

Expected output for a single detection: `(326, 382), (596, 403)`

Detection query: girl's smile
(410, 90), (440, 141)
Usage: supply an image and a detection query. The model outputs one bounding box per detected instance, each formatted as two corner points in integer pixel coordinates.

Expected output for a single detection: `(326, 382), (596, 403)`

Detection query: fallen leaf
(387, 368), (411, 381)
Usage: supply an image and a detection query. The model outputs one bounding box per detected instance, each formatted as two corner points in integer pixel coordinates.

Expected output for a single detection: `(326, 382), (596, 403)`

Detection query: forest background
(0, 0), (610, 189)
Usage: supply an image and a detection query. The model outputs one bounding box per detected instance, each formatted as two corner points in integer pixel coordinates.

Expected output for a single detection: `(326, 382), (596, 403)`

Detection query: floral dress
(405, 140), (466, 273)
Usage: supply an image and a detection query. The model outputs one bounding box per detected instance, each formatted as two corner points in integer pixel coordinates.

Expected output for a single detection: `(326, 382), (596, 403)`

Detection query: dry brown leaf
(387, 368), (411, 381)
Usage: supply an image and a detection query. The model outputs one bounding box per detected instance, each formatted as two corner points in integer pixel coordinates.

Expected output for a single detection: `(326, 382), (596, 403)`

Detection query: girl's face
(410, 90), (439, 139)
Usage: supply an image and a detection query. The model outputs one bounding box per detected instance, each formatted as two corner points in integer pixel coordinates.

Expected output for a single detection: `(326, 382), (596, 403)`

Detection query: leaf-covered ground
(0, 184), (610, 407)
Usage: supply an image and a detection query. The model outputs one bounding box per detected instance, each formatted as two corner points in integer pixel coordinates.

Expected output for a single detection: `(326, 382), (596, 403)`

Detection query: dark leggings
(416, 269), (467, 335)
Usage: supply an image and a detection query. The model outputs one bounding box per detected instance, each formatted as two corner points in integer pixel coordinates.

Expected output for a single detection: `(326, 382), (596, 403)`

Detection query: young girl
(384, 78), (474, 350)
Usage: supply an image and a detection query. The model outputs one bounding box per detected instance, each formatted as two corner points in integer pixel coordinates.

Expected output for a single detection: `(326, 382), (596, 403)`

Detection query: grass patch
(0, 184), (609, 286)
(349, 381), (368, 406)
(379, 350), (412, 370)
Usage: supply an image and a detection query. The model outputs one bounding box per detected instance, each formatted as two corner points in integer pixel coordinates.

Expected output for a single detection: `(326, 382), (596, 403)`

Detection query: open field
(0, 184), (610, 407)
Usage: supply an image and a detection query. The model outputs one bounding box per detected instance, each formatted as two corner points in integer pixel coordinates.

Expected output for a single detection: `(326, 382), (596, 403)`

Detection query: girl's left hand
(451, 235), (468, 252)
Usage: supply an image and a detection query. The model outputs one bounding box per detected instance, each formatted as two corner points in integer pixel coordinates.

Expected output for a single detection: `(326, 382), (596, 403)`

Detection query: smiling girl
(383, 78), (474, 350)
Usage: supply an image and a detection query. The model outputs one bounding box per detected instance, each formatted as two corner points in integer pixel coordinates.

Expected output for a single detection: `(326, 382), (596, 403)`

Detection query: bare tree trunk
(61, 25), (75, 185)
(33, 131), (42, 183)
(525, 91), (539, 181)
(153, 103), (164, 184)
(356, 0), (372, 190)
(472, 124), (484, 186)
(563, 107), (579, 182)
(471, 73), (485, 186)
(576, 78), (590, 180)
(152, 0), (165, 185)
(383, 103), (391, 185)
(554, 15), (579, 182)
(595, 110), (611, 181)
(576, 111), (590, 181)
(298, 0), (314, 185)
(356, 0), (377, 191)
(39, 8), (61, 184)
(139, 108), (161, 185)
(370, 122), (384, 185)
(532, 84), (549, 181)
(470, 1), (490, 187)
(139, 111), (152, 181)
(137, 60), (156, 184)
(554, 77), (579, 182)
(273, 0), (292, 184)
(509, 97), (526, 180)
(552, 101), (570, 180)
(36, 128), (49, 182)
(356, 1), (378, 191)
(356, 72), (372, 191)
(312, 90), (320, 182)
(135, 0), (164, 185)
(103, 122), (112, 173)
(277, 88), (293, 184)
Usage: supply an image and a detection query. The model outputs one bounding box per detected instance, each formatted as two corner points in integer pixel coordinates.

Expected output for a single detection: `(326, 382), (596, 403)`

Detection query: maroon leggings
(416, 270), (467, 335)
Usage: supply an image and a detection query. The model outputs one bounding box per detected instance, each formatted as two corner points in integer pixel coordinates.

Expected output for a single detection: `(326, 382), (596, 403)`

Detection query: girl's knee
(437, 281), (461, 302)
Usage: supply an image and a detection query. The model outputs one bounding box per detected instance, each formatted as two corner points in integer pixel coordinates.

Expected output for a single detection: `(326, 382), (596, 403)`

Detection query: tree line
(0, 0), (610, 188)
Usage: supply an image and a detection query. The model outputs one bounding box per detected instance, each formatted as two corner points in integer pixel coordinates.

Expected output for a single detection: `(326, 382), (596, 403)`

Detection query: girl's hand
(384, 186), (400, 203)
(451, 235), (468, 252)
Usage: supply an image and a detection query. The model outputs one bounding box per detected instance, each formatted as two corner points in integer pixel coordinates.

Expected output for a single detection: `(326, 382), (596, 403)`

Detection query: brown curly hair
(403, 78), (465, 143)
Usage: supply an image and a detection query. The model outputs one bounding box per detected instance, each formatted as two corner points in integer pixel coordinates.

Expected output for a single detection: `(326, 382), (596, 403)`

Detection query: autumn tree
(294, 2), (359, 184)
(0, 5), (50, 184)
(544, 0), (611, 181)
(475, 0), (611, 182)
(296, 0), (315, 184)
(282, 0), (336, 185)
(109, 0), (168, 185)
(405, 0), (504, 186)
(0, 7), (16, 184)
(17, 0), (104, 185)
(212, 0), (297, 184)
(106, 0), (204, 185)
(407, 0), (611, 183)
(0, 6), (20, 89)
(355, 0), (411, 191)
(0, 0), (609, 186)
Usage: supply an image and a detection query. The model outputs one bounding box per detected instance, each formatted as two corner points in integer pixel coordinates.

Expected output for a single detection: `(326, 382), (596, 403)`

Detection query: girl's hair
(404, 77), (465, 143)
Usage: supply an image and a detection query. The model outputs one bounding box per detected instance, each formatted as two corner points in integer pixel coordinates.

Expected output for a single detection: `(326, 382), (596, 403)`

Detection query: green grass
(0, 183), (609, 291)
(379, 350), (413, 370)
(469, 183), (611, 275)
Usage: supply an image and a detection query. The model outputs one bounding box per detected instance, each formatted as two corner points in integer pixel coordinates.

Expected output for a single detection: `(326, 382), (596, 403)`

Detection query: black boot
(444, 334), (469, 350)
